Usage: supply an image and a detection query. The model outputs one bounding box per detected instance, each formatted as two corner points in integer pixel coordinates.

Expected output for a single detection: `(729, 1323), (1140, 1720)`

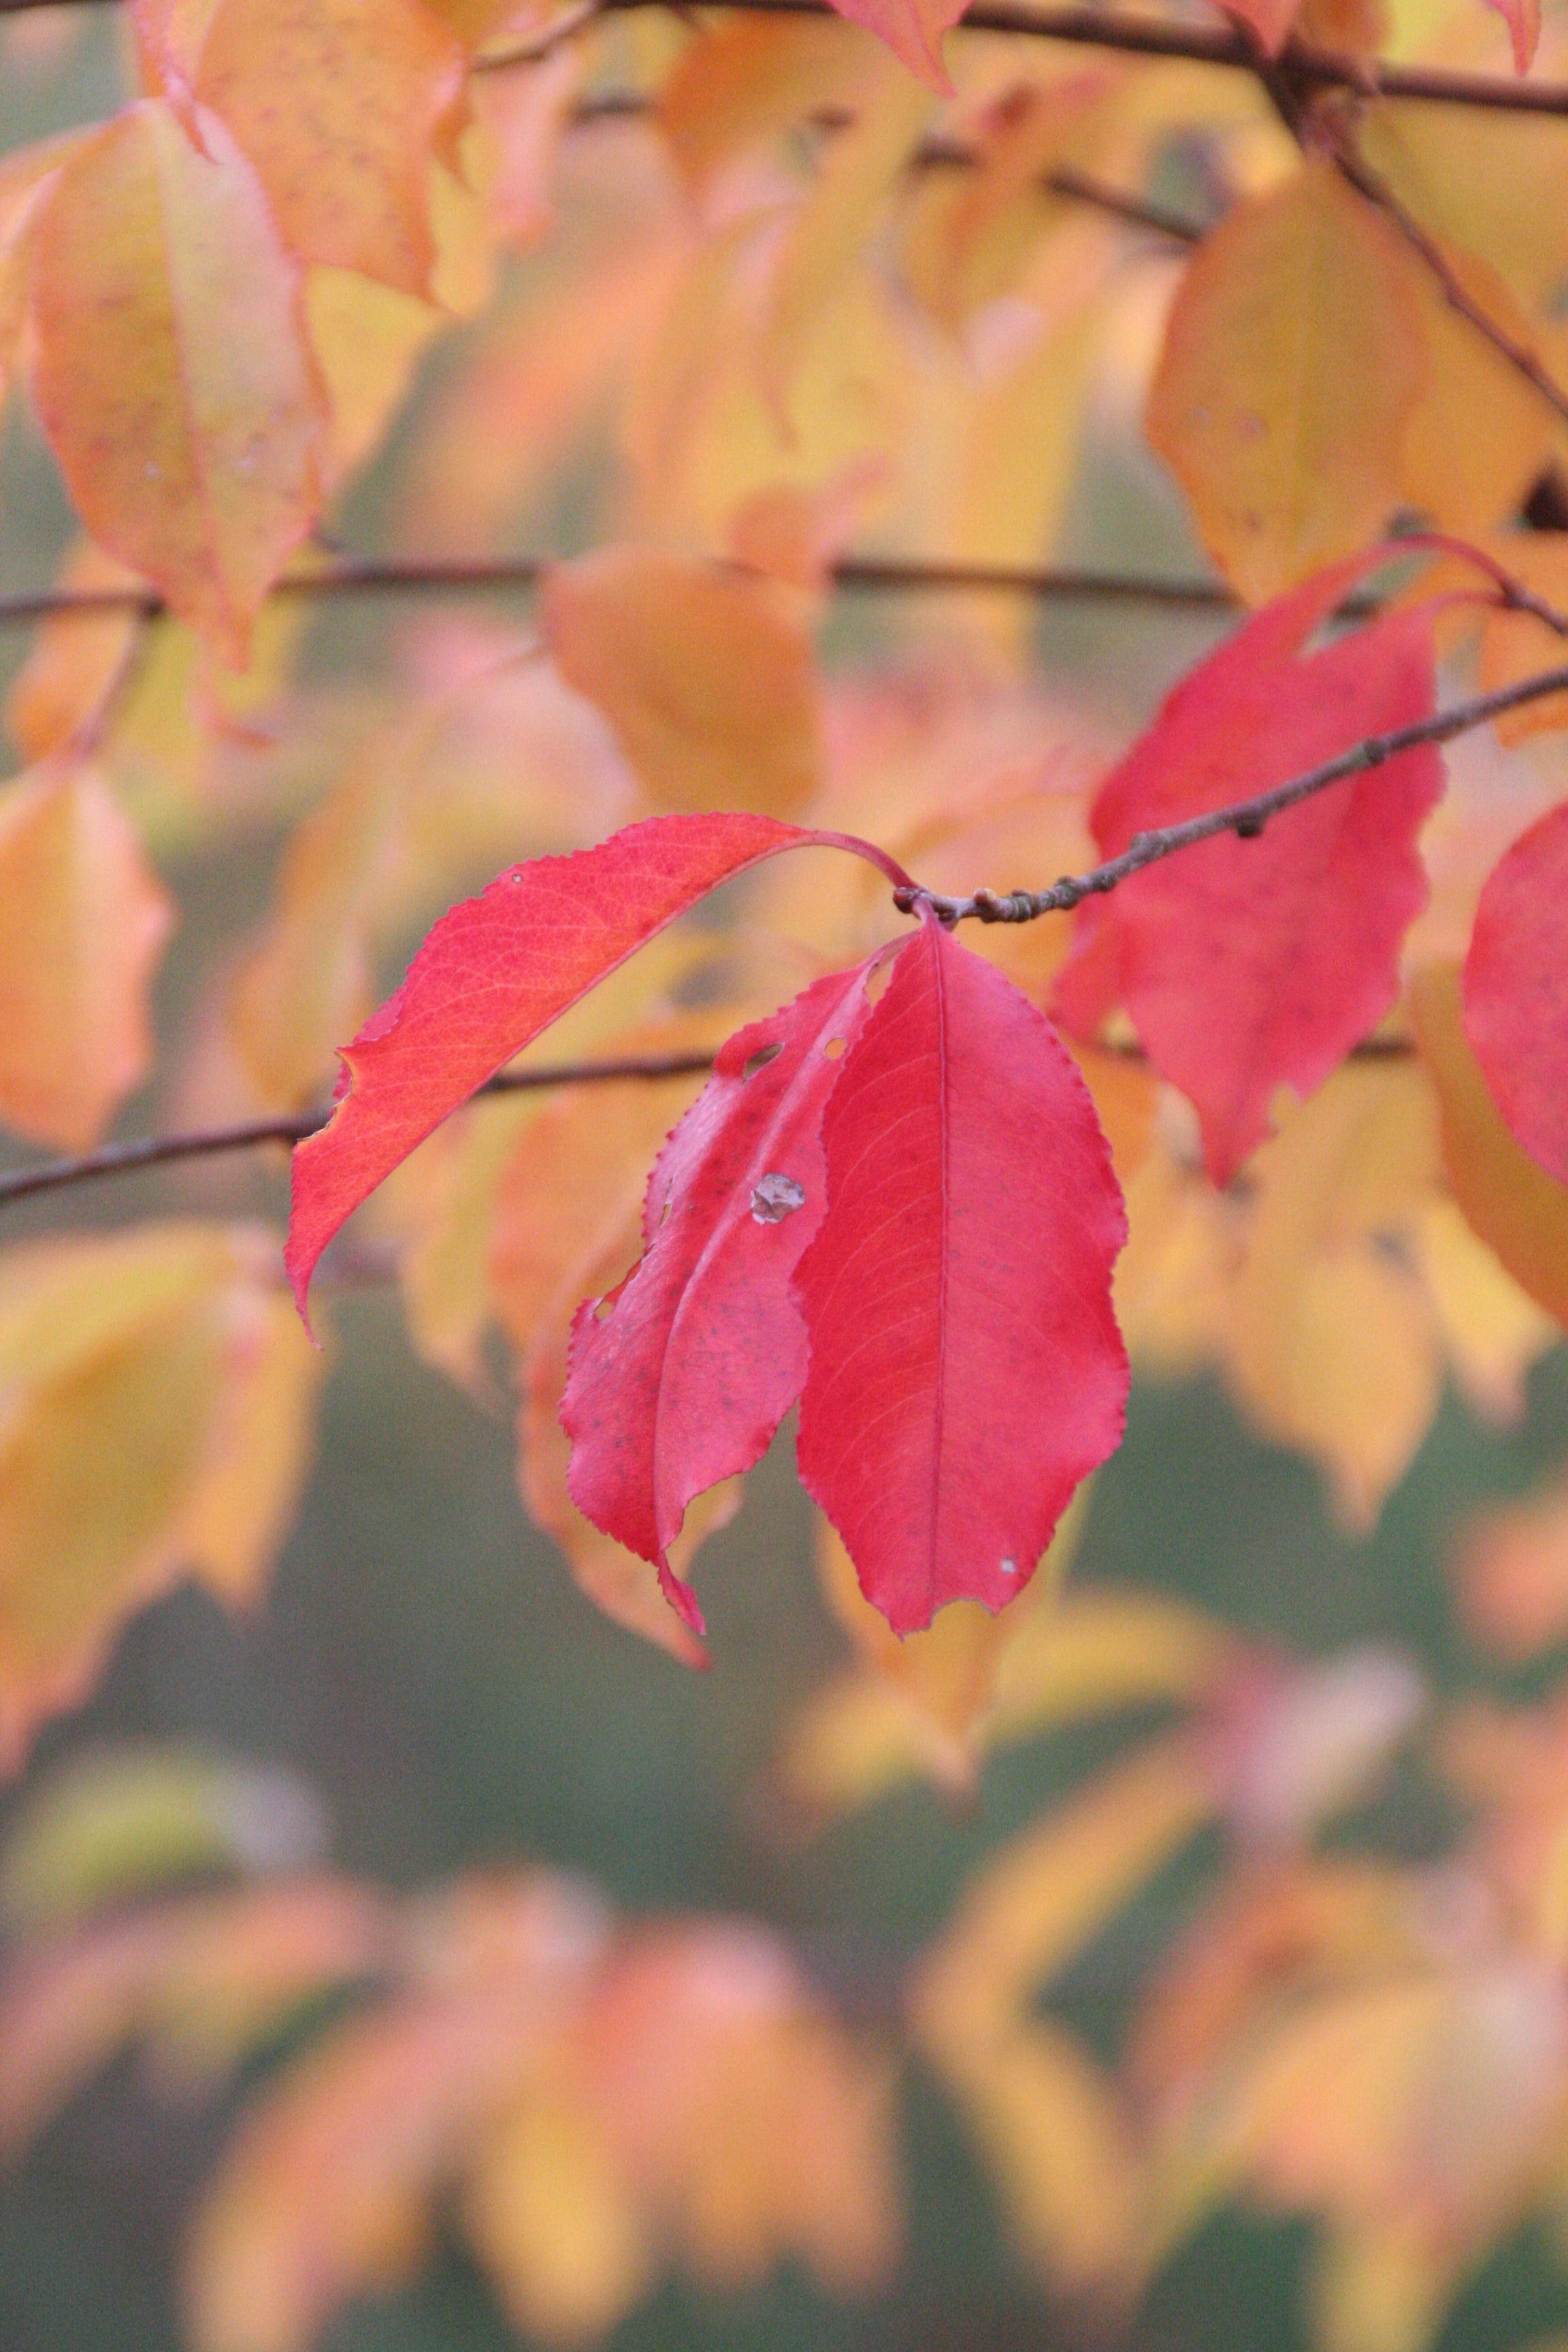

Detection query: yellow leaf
(589, 1923), (900, 2296)
(0, 1224), (320, 1765)
(1411, 1196), (1556, 1424)
(813, 1497), (1086, 1757)
(0, 755), (173, 1149)
(1226, 1064), (1446, 1528)
(186, 1884), (601, 2352)
(1146, 157), (1428, 602)
(1462, 534), (1568, 746)
(655, 16), (883, 196)
(1396, 240), (1556, 538)
(926, 2014), (1141, 2290)
(912, 1731), (1219, 2051)
(1411, 962), (1568, 1329)
(1311, 2223), (1456, 2352)
(30, 99), (326, 666)
(0, 1744), (326, 1932)
(464, 2089), (652, 2344)
(7, 539), (313, 853)
(898, 74), (1111, 329)
(990, 1586), (1238, 1743)
(542, 548), (825, 817)
(189, 0), (465, 296)
(756, 57), (934, 421)
(623, 216), (912, 553)
(304, 268), (444, 489)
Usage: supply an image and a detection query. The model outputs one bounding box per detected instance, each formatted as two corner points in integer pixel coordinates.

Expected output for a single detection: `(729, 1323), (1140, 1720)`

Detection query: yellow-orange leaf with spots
(29, 100), (326, 665)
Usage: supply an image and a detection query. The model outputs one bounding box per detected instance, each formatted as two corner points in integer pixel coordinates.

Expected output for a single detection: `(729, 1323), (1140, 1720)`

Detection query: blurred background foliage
(3, 7), (1568, 2352)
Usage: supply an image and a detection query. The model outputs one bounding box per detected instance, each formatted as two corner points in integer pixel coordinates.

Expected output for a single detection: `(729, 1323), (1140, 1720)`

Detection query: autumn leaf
(1412, 960), (1568, 1327)
(186, 0), (466, 297)
(286, 815), (908, 1321)
(541, 549), (826, 817)
(795, 913), (1128, 1633)
(0, 1226), (320, 1766)
(821, 0), (965, 97)
(1147, 158), (1428, 603)
(563, 963), (883, 1631)
(1482, 0), (1541, 71)
(0, 755), (174, 1151)
(1054, 556), (1443, 1183)
(29, 99), (327, 665)
(1462, 800), (1568, 1188)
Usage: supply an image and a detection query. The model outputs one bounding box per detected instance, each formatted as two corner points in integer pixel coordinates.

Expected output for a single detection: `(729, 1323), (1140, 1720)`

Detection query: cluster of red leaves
(285, 543), (1568, 1644)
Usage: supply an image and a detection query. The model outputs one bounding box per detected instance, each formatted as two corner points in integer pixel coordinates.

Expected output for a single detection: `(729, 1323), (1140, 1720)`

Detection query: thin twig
(0, 554), (1247, 631)
(1, 0), (1565, 112)
(896, 655), (1568, 924)
(1333, 132), (1568, 430)
(474, 0), (1568, 116)
(4, 655), (1558, 1208)
(0, 1052), (719, 1210)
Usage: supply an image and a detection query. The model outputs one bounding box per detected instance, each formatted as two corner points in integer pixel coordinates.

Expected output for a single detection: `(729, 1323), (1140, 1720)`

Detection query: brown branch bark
(474, 0), (1568, 116)
(5, 657), (1561, 1209)
(0, 1052), (719, 1209)
(0, 554), (1247, 630)
(3, 0), (1564, 114)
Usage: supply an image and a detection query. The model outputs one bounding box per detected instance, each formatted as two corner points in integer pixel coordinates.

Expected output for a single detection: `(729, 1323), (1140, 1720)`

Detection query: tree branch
(896, 656), (1568, 924)
(473, 0), (1568, 116)
(0, 1052), (719, 1210)
(2, 0), (1566, 114)
(0, 553), (1248, 631)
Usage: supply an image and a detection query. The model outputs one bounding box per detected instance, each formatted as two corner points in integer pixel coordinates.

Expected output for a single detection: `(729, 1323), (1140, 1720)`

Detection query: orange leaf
(190, 0), (466, 296)
(29, 99), (327, 665)
(542, 550), (826, 817)
(0, 1225), (321, 1766)
(0, 756), (173, 1150)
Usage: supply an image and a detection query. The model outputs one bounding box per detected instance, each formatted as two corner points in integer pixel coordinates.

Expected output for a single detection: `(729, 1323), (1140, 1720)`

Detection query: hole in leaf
(659, 1199), (672, 1226)
(742, 1043), (783, 1081)
(823, 1037), (847, 1060)
(593, 1296), (615, 1321)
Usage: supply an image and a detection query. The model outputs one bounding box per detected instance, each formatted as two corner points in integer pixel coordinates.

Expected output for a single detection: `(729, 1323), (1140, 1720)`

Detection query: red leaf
(794, 914), (1128, 1635)
(286, 815), (908, 1320)
(561, 957), (886, 1635)
(1054, 553), (1443, 1183)
(1484, 0), (1541, 70)
(1463, 798), (1568, 1186)
(824, 0), (964, 93)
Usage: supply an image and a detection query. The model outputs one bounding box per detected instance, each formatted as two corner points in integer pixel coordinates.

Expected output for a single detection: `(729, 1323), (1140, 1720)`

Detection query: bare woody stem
(3, 0), (1567, 118)
(3, 655), (1564, 1209)
(897, 657), (1568, 925)
(0, 1052), (720, 1209)
(474, 0), (1568, 116)
(0, 554), (1250, 630)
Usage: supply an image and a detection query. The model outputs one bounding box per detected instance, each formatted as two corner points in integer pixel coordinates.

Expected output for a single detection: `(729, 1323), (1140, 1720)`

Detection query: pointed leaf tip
(796, 917), (1129, 1635)
(561, 956), (889, 1623)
